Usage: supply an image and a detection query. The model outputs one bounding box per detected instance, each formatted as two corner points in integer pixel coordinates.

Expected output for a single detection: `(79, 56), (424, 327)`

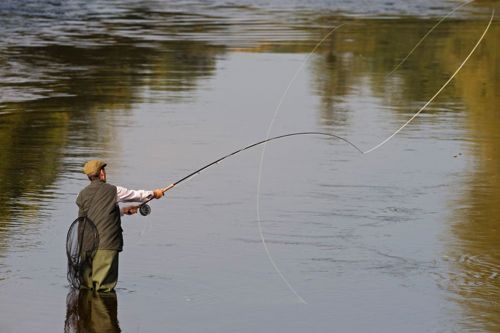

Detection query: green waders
(81, 250), (119, 292)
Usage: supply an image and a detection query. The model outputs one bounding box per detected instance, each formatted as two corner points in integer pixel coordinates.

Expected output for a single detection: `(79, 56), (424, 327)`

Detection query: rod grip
(162, 183), (175, 193)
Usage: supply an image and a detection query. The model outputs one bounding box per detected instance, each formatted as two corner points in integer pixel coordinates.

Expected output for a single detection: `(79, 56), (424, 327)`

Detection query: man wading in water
(76, 160), (164, 292)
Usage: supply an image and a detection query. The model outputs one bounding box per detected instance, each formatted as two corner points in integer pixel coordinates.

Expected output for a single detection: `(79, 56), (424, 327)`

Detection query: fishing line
(255, 7), (493, 304)
(136, 6), (493, 302)
(256, 24), (346, 304)
(384, 0), (474, 79)
(363, 9), (494, 154)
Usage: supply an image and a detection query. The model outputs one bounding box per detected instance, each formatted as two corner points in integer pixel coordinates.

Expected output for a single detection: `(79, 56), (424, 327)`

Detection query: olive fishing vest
(76, 180), (123, 252)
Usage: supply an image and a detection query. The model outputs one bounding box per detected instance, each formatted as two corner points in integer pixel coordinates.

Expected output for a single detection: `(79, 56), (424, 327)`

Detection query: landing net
(66, 217), (99, 289)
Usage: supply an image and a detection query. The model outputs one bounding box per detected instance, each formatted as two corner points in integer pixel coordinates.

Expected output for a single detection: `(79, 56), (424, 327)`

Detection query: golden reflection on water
(444, 21), (500, 333)
(308, 15), (500, 332)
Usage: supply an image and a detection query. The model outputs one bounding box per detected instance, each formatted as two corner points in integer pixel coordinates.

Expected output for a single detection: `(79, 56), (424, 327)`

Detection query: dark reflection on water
(65, 290), (121, 333)
(0, 1), (499, 332)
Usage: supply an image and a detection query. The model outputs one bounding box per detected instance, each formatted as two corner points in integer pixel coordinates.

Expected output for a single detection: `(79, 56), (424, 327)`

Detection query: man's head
(83, 160), (107, 181)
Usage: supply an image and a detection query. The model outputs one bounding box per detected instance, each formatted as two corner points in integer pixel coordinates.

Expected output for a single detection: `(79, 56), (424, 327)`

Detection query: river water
(0, 1), (499, 332)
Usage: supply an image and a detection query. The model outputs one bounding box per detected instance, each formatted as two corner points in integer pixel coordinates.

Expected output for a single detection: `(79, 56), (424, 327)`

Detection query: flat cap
(83, 160), (107, 176)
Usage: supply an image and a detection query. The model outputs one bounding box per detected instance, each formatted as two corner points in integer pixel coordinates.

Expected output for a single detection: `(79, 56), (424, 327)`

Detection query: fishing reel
(139, 203), (151, 216)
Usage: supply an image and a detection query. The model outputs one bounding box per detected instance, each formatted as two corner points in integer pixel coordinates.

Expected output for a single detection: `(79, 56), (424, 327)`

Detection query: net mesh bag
(66, 216), (99, 289)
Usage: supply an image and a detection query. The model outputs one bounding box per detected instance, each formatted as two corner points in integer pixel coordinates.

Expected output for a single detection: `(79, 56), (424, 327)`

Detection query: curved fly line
(255, 4), (494, 304)
(135, 3), (493, 305)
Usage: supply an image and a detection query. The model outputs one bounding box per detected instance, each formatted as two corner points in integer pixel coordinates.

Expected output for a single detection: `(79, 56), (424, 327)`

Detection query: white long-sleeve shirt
(116, 186), (154, 203)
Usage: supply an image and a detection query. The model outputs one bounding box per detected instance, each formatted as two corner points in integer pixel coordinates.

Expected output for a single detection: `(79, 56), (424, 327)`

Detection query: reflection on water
(65, 290), (120, 333)
(445, 20), (500, 333)
(0, 1), (499, 332)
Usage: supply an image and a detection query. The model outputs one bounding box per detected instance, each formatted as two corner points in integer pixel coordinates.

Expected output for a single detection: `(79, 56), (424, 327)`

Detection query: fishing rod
(137, 131), (363, 216)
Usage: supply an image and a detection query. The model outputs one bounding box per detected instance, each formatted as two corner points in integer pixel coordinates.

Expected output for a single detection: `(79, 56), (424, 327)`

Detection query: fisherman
(76, 160), (164, 292)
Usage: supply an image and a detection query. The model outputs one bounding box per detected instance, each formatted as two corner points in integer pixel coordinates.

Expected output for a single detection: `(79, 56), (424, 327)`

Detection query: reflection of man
(76, 160), (164, 291)
(64, 289), (121, 333)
